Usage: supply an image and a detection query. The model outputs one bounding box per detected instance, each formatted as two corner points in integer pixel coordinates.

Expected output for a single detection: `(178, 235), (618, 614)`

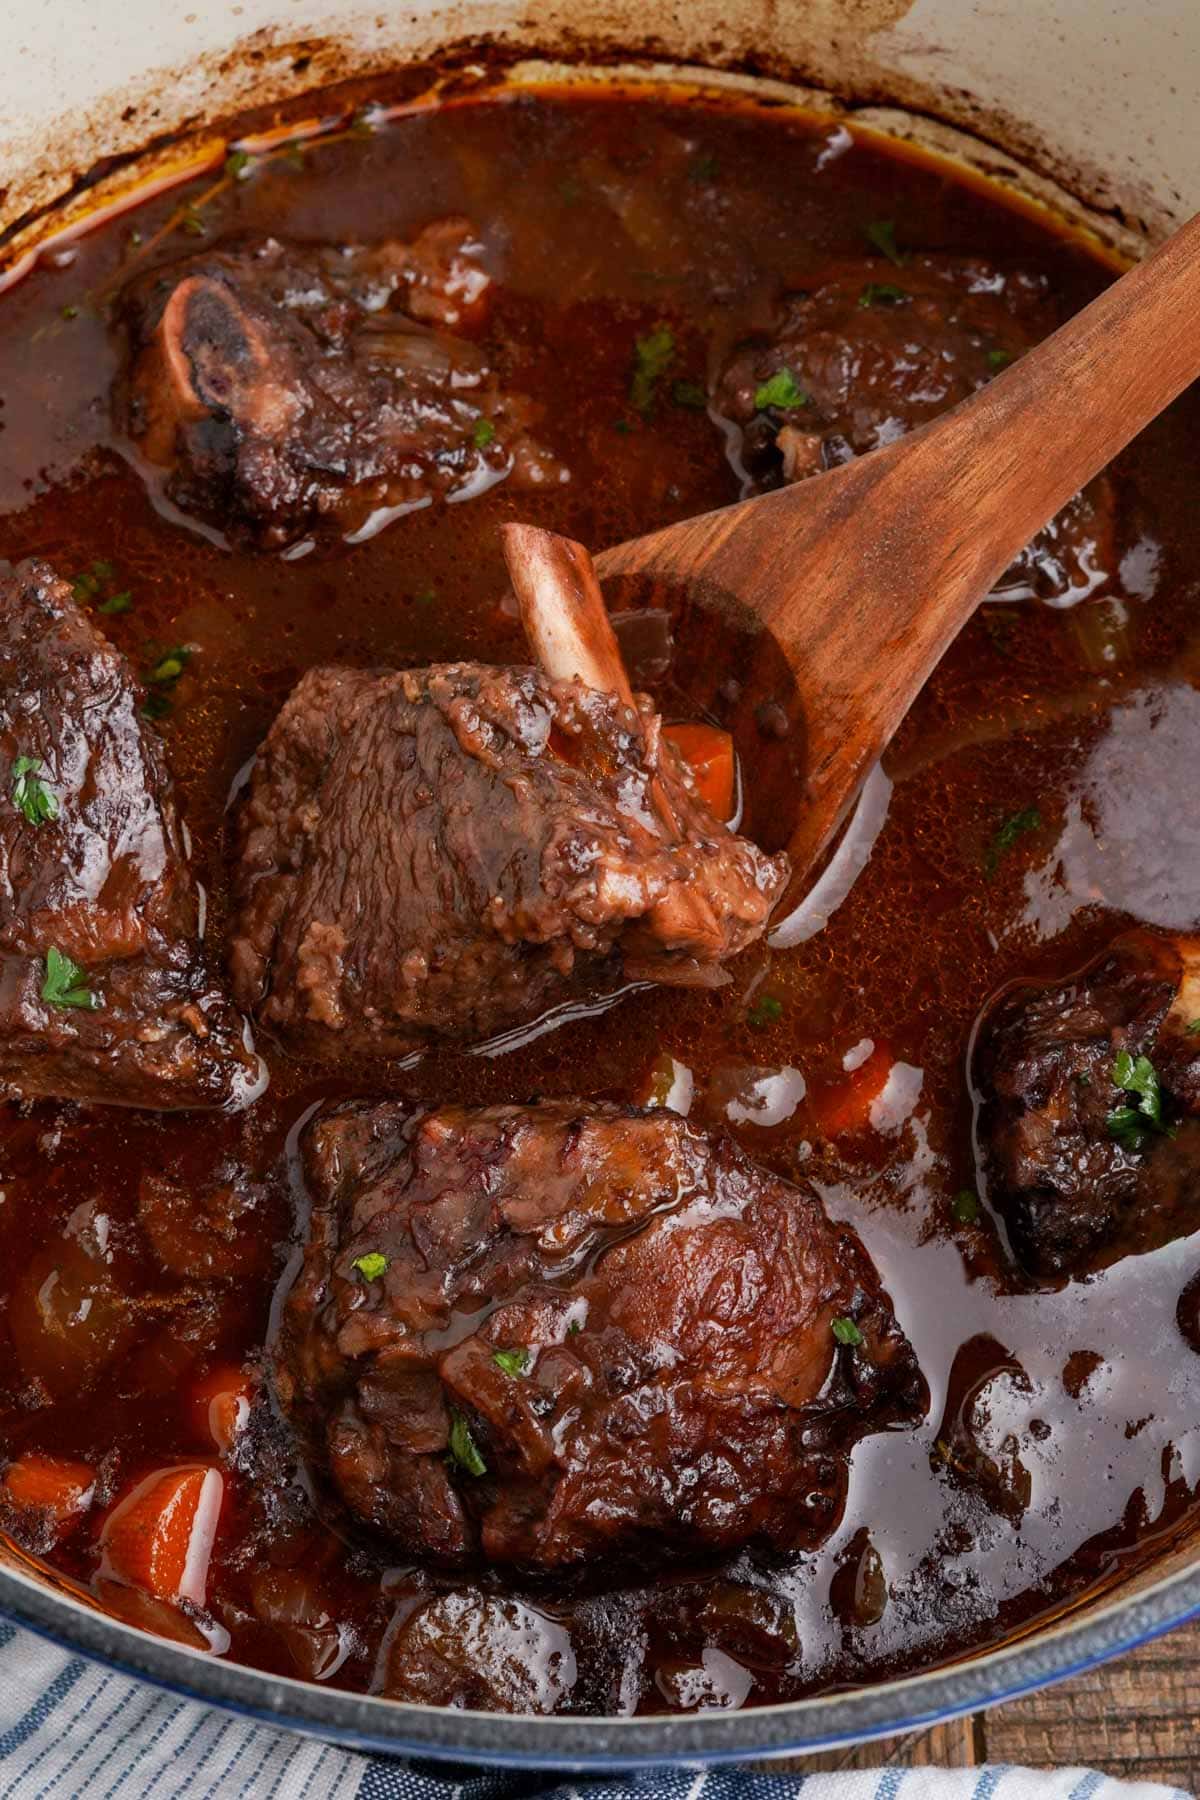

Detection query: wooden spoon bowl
(591, 209), (1200, 886)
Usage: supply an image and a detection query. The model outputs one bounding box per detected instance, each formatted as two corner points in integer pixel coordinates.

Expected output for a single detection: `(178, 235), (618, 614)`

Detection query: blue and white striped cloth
(0, 1621), (1187, 1800)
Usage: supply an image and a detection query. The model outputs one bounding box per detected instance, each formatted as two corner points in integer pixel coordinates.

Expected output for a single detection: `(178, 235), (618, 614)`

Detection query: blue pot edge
(1, 1557), (1199, 1767)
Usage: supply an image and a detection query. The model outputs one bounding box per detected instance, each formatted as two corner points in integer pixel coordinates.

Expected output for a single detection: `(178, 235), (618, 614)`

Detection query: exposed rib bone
(500, 522), (728, 958)
(501, 522), (635, 708)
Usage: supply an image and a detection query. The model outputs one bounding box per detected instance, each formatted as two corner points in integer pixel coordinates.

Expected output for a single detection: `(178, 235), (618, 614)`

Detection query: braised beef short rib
(713, 255), (1115, 605)
(229, 661), (788, 1057)
(0, 560), (262, 1109)
(278, 1098), (926, 1570)
(120, 223), (566, 546)
(974, 930), (1200, 1277)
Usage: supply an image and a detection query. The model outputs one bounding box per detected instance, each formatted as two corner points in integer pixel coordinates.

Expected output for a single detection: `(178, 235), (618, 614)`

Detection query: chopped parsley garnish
(984, 806), (1042, 877)
(754, 369), (807, 413)
(72, 560), (133, 617)
(832, 1316), (864, 1347)
(11, 756), (59, 827)
(1107, 1050), (1170, 1150)
(61, 305), (79, 322)
(987, 348), (1013, 371)
(42, 946), (100, 1011)
(181, 205), (207, 238)
(629, 325), (676, 417)
(747, 994), (783, 1029)
(282, 140), (306, 170)
(1186, 1018), (1200, 1036)
(566, 1319), (582, 1336)
(352, 1251), (388, 1281)
(147, 646), (192, 686)
(859, 282), (907, 308)
(71, 560), (115, 604)
(126, 636), (173, 713)
(492, 1347), (531, 1378)
(952, 1189), (980, 1224)
(671, 379), (708, 411)
(472, 417), (497, 448)
(224, 148), (252, 180)
(864, 219), (906, 267)
(688, 151), (718, 184)
(448, 1410), (487, 1477)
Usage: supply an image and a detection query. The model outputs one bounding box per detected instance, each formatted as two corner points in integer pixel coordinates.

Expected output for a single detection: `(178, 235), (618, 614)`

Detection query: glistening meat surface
(120, 223), (567, 547)
(712, 255), (1116, 606)
(974, 930), (1200, 1277)
(278, 1098), (927, 1570)
(229, 661), (789, 1057)
(0, 560), (262, 1110)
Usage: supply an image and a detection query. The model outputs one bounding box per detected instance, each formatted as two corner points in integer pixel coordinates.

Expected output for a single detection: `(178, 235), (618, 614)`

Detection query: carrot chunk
(1, 1452), (95, 1538)
(189, 1364), (254, 1453)
(812, 1041), (894, 1138)
(99, 1464), (224, 1605)
(663, 722), (736, 821)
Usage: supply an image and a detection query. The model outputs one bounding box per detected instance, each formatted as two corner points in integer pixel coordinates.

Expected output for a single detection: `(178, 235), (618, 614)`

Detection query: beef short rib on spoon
(514, 210), (1200, 892)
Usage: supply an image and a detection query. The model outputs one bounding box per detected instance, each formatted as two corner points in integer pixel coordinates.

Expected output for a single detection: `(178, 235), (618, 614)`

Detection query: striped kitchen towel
(0, 1622), (1187, 1800)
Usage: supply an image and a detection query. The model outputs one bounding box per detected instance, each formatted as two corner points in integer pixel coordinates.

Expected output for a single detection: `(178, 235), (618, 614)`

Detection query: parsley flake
(42, 946), (100, 1011)
(448, 1410), (487, 1477)
(747, 994), (783, 1029)
(987, 348), (1013, 371)
(180, 205), (207, 239)
(864, 219), (907, 267)
(472, 417), (497, 449)
(671, 379), (708, 411)
(11, 756), (59, 827)
(1107, 1051), (1169, 1150)
(832, 1316), (864, 1347)
(61, 305), (79, 322)
(952, 1189), (980, 1224)
(224, 148), (252, 181)
(352, 1251), (388, 1281)
(754, 369), (807, 412)
(72, 560), (133, 617)
(629, 325), (675, 417)
(1186, 1018), (1200, 1036)
(985, 806), (1042, 877)
(492, 1347), (531, 1378)
(859, 282), (907, 308)
(147, 646), (192, 686)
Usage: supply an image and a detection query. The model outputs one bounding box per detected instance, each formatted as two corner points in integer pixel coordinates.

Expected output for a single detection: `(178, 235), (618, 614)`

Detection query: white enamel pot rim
(0, 0), (1198, 1763)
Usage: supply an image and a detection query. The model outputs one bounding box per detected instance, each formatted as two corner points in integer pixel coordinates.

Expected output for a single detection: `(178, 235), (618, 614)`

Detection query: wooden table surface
(776, 1619), (1200, 1789)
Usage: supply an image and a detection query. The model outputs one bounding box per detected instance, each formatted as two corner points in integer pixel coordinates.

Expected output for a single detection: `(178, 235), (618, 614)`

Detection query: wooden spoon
(512, 209), (1200, 891)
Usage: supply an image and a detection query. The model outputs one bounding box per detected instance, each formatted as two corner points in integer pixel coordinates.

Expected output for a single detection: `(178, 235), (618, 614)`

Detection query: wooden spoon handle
(594, 210), (1200, 885)
(894, 207), (1200, 603)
